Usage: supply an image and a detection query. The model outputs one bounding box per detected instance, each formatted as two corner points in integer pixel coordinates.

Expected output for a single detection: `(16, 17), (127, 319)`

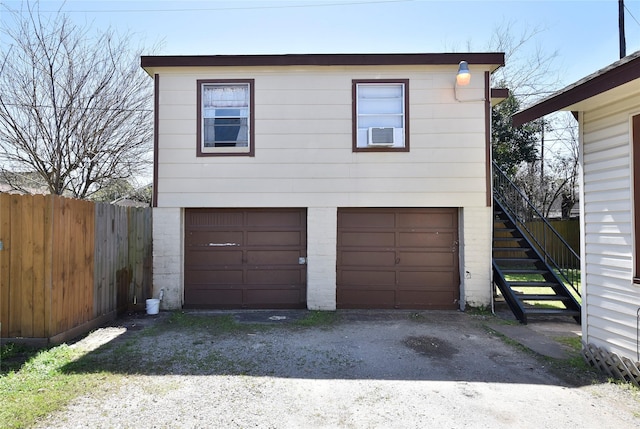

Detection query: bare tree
(0, 2), (153, 199)
(484, 21), (581, 218)
(511, 113), (579, 219)
(488, 20), (562, 104)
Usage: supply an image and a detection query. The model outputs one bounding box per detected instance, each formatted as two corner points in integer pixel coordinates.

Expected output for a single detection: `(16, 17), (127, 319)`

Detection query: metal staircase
(493, 162), (581, 324)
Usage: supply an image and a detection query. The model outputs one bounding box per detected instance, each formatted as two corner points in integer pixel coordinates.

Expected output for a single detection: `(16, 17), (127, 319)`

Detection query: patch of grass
(0, 344), (115, 429)
(294, 311), (338, 328)
(486, 324), (605, 385)
(164, 312), (242, 332)
(466, 305), (493, 316)
(1, 343), (41, 375)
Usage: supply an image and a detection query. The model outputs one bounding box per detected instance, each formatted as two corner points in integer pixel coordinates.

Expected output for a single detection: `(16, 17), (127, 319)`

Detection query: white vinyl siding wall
(152, 64), (492, 309)
(581, 92), (640, 360)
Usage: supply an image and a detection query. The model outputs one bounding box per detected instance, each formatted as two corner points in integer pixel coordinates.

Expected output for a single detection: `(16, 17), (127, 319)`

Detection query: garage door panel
(186, 231), (243, 247)
(340, 250), (396, 266)
(339, 211), (395, 228)
(246, 269), (303, 285)
(339, 270), (396, 286)
(187, 211), (244, 227)
(339, 232), (395, 247)
(247, 231), (303, 246)
(398, 271), (455, 287)
(397, 251), (454, 267)
(185, 208), (307, 309)
(186, 270), (244, 285)
(397, 211), (456, 228)
(186, 289), (244, 308)
(188, 250), (243, 266)
(247, 250), (301, 265)
(398, 232), (455, 248)
(337, 208), (459, 309)
(337, 290), (396, 309)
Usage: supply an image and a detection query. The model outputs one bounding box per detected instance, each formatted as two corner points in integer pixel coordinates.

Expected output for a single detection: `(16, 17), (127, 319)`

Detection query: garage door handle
(395, 257), (401, 265)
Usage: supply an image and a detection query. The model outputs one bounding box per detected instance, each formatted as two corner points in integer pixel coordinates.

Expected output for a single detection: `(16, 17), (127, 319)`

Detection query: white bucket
(146, 299), (160, 315)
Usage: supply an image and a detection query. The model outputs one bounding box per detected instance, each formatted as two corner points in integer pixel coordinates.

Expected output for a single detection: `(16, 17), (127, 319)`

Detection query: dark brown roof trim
(491, 88), (509, 99)
(512, 50), (640, 127)
(141, 52), (505, 69)
(152, 74), (159, 208)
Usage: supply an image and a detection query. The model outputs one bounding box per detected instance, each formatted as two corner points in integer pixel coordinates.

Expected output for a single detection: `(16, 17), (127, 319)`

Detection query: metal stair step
(494, 258), (540, 263)
(494, 227), (517, 233)
(507, 281), (559, 287)
(493, 237), (525, 241)
(524, 308), (581, 317)
(502, 269), (548, 275)
(493, 247), (532, 252)
(517, 294), (572, 301)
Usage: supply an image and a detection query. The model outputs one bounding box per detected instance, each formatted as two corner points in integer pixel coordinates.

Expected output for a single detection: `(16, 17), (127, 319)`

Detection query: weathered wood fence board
(0, 193), (152, 344)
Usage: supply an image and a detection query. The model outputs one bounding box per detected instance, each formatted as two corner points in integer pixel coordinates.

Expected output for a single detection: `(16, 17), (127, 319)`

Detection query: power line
(625, 3), (640, 28)
(34, 0), (414, 14)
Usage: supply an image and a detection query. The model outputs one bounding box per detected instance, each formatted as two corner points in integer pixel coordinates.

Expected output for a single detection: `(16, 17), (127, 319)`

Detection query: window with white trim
(197, 80), (254, 156)
(353, 80), (409, 152)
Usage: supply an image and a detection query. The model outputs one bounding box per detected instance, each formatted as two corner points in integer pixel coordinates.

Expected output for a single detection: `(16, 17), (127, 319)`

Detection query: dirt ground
(33, 310), (640, 429)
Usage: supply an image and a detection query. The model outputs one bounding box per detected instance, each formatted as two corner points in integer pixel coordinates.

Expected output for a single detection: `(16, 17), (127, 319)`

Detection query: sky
(1, 0), (639, 103)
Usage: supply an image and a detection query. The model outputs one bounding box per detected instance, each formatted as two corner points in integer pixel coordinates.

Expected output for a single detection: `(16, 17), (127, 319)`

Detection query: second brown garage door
(337, 208), (459, 309)
(184, 208), (307, 309)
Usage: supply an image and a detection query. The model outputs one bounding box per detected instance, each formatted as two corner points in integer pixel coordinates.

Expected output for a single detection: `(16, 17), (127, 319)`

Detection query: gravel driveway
(34, 310), (639, 428)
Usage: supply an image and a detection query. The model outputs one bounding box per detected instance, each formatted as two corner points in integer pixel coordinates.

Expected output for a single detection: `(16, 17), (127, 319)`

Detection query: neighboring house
(141, 52), (505, 312)
(513, 50), (640, 382)
(0, 170), (49, 194)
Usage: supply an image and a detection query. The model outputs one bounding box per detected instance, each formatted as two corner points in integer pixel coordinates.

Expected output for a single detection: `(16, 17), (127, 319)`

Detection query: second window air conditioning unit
(367, 127), (395, 146)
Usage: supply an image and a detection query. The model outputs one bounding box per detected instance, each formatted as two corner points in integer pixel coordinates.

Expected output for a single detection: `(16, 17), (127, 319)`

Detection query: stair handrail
(493, 161), (581, 296)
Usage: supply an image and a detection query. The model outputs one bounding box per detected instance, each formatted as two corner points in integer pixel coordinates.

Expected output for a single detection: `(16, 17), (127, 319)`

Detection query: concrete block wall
(306, 207), (338, 310)
(152, 207), (183, 310)
(460, 206), (492, 309)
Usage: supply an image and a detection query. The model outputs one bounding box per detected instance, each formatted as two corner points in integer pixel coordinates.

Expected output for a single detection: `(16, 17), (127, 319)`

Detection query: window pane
(358, 85), (402, 98)
(355, 82), (406, 149)
(201, 82), (250, 151)
(203, 85), (248, 108)
(359, 115), (403, 129)
(358, 98), (403, 115)
(203, 117), (248, 147)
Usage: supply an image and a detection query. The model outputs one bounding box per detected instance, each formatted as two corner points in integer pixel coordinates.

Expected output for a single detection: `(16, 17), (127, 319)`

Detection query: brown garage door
(337, 208), (459, 309)
(184, 208), (307, 309)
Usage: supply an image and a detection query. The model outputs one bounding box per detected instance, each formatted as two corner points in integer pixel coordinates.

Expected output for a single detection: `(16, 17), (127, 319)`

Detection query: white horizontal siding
(155, 64), (489, 209)
(159, 177), (486, 195)
(581, 95), (640, 361)
(158, 192), (487, 209)
(158, 162), (485, 180)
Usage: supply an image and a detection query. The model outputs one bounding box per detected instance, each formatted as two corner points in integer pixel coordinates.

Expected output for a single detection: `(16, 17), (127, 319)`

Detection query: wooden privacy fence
(0, 193), (152, 345)
(526, 219), (580, 256)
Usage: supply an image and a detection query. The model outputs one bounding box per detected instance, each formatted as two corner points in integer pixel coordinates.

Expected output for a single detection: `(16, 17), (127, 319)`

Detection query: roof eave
(512, 50), (640, 127)
(140, 52), (505, 70)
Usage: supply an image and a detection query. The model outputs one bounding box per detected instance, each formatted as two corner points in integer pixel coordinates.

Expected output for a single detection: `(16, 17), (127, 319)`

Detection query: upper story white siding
(149, 62), (494, 209)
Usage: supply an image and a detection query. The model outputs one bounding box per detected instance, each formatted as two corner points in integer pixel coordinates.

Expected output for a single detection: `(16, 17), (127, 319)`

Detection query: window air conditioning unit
(367, 127), (395, 146)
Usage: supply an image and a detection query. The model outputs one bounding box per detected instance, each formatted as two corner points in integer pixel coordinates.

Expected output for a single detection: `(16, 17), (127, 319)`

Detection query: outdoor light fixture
(456, 61), (471, 86)
(454, 60), (484, 102)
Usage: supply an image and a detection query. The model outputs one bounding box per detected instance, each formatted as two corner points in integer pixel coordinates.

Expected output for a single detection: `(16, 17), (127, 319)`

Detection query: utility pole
(540, 120), (545, 187)
(620, 0), (626, 58)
